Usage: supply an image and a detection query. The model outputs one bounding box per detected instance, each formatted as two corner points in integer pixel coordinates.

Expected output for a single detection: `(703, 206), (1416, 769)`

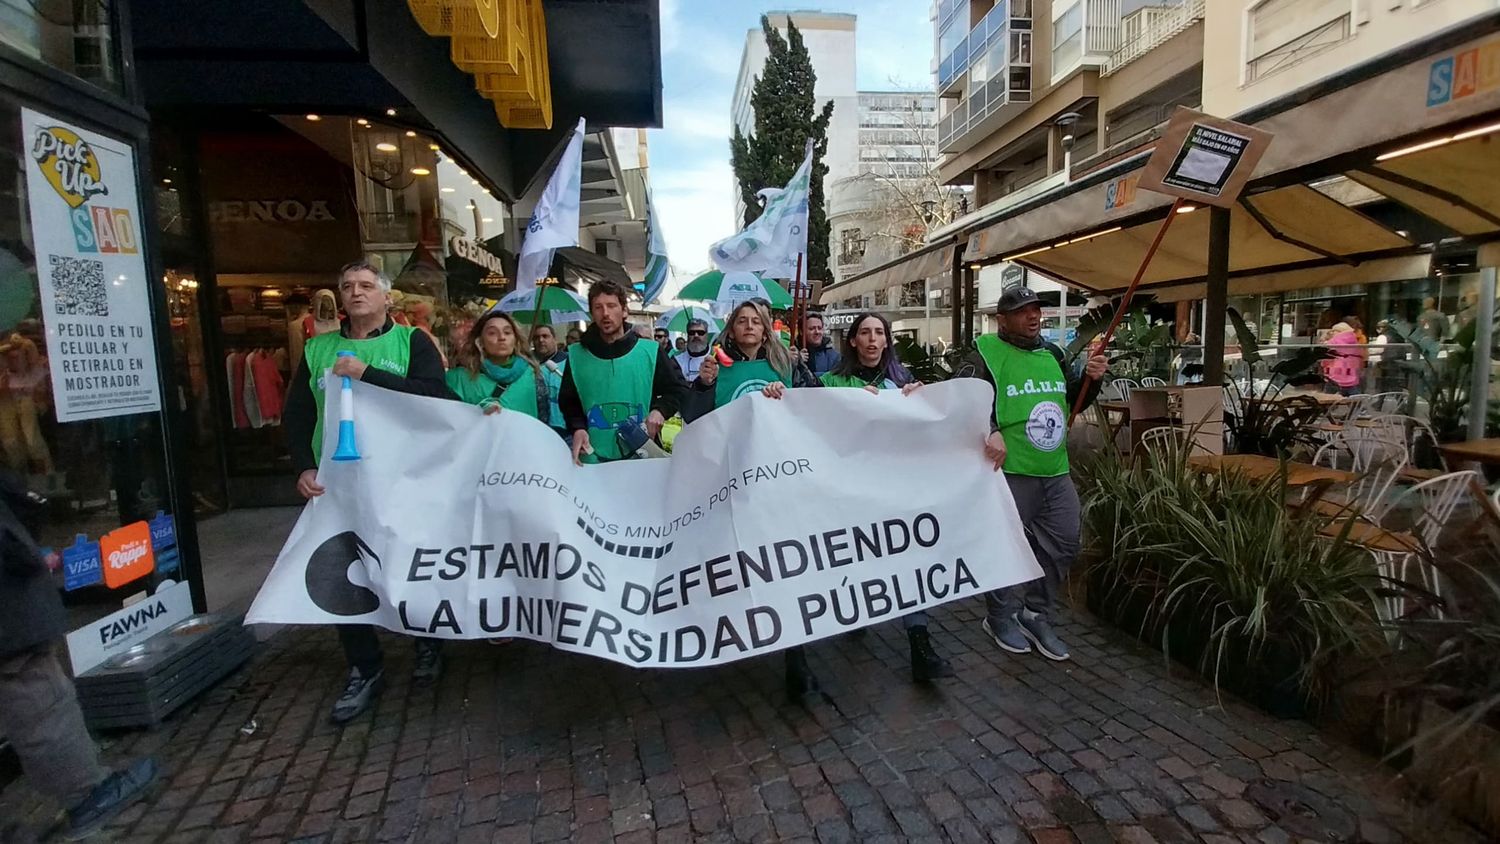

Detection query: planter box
(1407, 700), (1500, 837)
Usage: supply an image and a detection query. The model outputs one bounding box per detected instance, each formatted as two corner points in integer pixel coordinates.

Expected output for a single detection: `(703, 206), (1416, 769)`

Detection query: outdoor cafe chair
(1310, 434), (1409, 523)
(1111, 378), (1139, 402)
(1133, 425), (1206, 459)
(1327, 469), (1479, 623)
(1140, 376), (1167, 388)
(1357, 414), (1448, 481)
(1360, 391), (1407, 417)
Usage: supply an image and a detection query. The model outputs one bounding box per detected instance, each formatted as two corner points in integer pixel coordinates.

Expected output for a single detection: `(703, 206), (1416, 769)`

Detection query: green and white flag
(641, 188), (672, 305)
(709, 141), (811, 281)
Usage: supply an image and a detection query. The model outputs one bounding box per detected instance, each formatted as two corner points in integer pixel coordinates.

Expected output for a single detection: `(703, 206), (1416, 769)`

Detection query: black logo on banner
(306, 532), (381, 616)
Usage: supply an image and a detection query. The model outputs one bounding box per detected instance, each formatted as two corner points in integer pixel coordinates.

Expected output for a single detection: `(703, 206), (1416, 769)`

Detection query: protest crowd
(278, 262), (1108, 726)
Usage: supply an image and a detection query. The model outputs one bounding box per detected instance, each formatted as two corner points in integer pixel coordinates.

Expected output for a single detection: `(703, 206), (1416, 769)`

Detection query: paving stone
(0, 605), (1481, 844)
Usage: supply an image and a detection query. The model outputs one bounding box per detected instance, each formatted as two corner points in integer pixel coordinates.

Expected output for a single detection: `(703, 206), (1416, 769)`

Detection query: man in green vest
(557, 280), (686, 464)
(284, 260), (456, 725)
(957, 286), (1107, 662)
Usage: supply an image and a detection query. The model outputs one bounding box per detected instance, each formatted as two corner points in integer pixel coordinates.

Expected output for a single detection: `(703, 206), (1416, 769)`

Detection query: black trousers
(337, 625), (441, 675)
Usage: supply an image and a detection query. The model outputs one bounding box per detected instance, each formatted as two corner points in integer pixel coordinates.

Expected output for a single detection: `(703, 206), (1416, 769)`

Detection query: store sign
(100, 520), (155, 589)
(1426, 36), (1500, 108)
(207, 199), (335, 223)
(821, 311), (859, 328)
(21, 108), (162, 422)
(1103, 174), (1139, 211)
(66, 579), (194, 675)
(1137, 107), (1273, 209)
(449, 236), (506, 275)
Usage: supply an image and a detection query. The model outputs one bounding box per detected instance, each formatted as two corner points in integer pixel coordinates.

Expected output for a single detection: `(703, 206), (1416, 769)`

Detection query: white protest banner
(20, 108), (161, 422)
(247, 380), (1041, 668)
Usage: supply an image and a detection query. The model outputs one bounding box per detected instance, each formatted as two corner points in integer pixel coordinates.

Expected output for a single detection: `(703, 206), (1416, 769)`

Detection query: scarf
(997, 329), (1044, 351)
(481, 356), (528, 387)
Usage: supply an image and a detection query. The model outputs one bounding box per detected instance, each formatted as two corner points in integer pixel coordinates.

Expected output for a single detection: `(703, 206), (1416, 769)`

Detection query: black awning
(556, 247), (632, 289)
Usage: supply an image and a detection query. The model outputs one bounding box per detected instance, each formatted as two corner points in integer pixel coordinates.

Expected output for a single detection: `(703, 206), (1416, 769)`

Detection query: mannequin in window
(304, 289), (340, 337)
(0, 335), (52, 476)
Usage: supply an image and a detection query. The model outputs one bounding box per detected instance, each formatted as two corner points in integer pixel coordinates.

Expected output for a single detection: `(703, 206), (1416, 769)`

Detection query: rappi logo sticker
(30, 126), (108, 209)
(100, 520), (155, 589)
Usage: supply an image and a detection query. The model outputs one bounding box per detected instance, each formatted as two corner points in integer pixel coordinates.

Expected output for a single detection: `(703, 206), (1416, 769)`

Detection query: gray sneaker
(1016, 609), (1071, 661)
(982, 615), (1031, 655)
(330, 667), (385, 724)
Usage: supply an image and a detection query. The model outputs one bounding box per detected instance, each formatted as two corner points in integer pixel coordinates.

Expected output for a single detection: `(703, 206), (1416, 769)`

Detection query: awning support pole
(1467, 265), (1496, 440)
(1069, 197), (1186, 424)
(1203, 205), (1231, 387)
(950, 248), (962, 348)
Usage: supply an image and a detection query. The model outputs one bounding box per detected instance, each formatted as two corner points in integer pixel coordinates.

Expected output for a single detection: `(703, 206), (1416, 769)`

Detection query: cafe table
(1187, 453), (1357, 510)
(1438, 438), (1500, 466)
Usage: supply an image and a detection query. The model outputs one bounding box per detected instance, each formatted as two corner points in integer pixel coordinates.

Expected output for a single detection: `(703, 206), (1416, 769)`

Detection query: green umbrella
(495, 286), (589, 325)
(677, 270), (792, 310)
(655, 304), (723, 334)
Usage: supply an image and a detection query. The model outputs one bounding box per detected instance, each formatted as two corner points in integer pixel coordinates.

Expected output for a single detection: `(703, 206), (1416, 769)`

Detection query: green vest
(444, 367), (544, 420)
(714, 359), (792, 408)
(568, 339), (656, 462)
(974, 334), (1069, 477)
(820, 371), (897, 390)
(304, 324), (414, 462)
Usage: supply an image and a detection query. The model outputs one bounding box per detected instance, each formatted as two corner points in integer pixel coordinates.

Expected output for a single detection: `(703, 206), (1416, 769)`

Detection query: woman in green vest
(682, 299), (823, 705)
(684, 300), (817, 422)
(445, 311), (551, 421)
(818, 312), (955, 683)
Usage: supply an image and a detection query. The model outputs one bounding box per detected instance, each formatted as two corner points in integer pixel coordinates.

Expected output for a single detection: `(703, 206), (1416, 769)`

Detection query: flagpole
(790, 252), (806, 350)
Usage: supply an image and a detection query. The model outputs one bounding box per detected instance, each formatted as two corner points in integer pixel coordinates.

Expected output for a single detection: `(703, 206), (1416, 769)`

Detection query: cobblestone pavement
(1, 601), (1480, 843)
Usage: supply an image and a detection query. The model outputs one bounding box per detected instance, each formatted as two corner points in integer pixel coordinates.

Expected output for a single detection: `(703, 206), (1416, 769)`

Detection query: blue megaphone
(331, 351), (362, 461)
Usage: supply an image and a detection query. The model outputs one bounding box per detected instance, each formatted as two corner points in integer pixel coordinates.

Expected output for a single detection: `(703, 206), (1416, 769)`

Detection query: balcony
(1102, 0), (1205, 77)
(937, 3), (1033, 152)
(937, 1), (1030, 94)
(938, 71), (1034, 153)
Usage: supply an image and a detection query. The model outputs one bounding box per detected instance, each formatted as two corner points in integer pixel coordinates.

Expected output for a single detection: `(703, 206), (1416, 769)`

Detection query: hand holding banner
(248, 381), (1042, 668)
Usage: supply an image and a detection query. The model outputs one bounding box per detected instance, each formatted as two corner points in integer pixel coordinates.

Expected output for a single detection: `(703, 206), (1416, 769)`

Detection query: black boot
(784, 646), (821, 707)
(909, 626), (954, 683)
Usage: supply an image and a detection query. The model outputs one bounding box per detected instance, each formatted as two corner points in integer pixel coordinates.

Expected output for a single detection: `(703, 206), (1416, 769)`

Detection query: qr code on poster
(49, 255), (109, 317)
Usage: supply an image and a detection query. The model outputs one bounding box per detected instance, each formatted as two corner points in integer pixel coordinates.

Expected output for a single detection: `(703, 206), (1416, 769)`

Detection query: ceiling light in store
(441, 187), (456, 193)
(1376, 136), (1454, 161)
(429, 143), (440, 151)
(405, 130), (417, 138)
(356, 118), (369, 126)
(1453, 121), (1500, 142)
(482, 217), (494, 223)
(305, 114), (321, 121)
(386, 108), (398, 116)
(375, 142), (399, 152)
(411, 167), (432, 176)
(161, 178), (172, 185)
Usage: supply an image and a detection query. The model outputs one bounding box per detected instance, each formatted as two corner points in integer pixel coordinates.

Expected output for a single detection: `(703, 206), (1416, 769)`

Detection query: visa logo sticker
(148, 510), (176, 551)
(62, 534), (103, 591)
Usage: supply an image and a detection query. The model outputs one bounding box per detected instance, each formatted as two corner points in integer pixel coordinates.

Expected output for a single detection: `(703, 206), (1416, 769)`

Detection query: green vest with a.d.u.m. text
(304, 325), (413, 463)
(568, 339), (656, 462)
(974, 333), (1070, 478)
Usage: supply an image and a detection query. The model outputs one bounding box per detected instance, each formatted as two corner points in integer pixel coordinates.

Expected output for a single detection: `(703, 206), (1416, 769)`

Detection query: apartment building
(935, 0), (1205, 208)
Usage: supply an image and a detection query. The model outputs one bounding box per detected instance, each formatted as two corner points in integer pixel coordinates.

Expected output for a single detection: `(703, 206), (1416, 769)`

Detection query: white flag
(516, 118), (587, 292)
(709, 142), (811, 281)
(641, 188), (673, 305)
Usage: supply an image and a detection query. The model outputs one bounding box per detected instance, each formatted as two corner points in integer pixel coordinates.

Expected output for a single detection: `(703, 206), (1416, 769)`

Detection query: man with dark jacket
(956, 287), (1107, 663)
(798, 312), (840, 376)
(284, 261), (456, 725)
(558, 280), (686, 464)
(0, 473), (158, 838)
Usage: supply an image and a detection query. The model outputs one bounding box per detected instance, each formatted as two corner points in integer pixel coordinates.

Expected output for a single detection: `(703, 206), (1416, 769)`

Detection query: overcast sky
(648, 0), (933, 296)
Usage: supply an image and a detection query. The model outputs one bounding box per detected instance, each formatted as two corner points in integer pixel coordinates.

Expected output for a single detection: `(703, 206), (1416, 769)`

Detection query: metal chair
(1140, 376), (1167, 388)
(1359, 391), (1407, 417)
(1355, 414), (1449, 479)
(1134, 425), (1200, 458)
(1111, 378), (1139, 402)
(1350, 470), (1479, 622)
(1311, 434), (1409, 522)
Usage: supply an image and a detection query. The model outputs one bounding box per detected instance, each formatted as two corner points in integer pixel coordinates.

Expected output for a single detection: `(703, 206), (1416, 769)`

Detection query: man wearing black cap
(956, 286), (1107, 662)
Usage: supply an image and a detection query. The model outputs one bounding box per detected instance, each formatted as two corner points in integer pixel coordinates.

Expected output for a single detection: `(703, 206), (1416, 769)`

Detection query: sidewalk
(1, 600), (1478, 843)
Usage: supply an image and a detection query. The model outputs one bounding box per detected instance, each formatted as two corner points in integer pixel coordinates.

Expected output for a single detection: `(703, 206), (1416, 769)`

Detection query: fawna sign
(66, 579), (194, 675)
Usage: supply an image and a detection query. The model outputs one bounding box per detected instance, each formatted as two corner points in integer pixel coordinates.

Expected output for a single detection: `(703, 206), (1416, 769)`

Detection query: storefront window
(0, 0), (122, 93)
(2, 93), (179, 627)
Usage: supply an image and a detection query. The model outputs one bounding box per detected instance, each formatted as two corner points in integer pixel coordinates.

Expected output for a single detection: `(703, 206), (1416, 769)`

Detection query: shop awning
(1015, 182), (1418, 293)
(819, 240), (956, 305)
(959, 19), (1500, 287)
(1147, 254), (1433, 303)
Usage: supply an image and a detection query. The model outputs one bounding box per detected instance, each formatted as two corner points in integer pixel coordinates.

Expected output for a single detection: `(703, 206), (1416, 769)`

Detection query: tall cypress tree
(730, 16), (834, 282)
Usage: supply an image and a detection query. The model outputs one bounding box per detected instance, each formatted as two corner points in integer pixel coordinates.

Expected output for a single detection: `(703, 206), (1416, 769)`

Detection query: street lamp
(1056, 112), (1081, 180)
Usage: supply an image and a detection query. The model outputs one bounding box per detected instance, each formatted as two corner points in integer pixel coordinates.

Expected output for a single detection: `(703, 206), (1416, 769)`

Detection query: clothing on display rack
(225, 350), (286, 429)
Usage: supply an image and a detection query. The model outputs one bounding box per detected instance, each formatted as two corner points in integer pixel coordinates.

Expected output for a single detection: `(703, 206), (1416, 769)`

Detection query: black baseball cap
(996, 286), (1041, 313)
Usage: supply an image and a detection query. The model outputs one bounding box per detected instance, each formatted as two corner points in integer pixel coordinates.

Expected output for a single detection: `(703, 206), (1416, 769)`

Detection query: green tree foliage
(730, 16), (835, 281)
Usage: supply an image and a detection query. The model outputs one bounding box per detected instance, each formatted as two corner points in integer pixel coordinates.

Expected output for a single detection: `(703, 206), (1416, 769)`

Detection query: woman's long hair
(458, 311), (540, 378)
(826, 312), (911, 387)
(715, 300), (793, 380)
